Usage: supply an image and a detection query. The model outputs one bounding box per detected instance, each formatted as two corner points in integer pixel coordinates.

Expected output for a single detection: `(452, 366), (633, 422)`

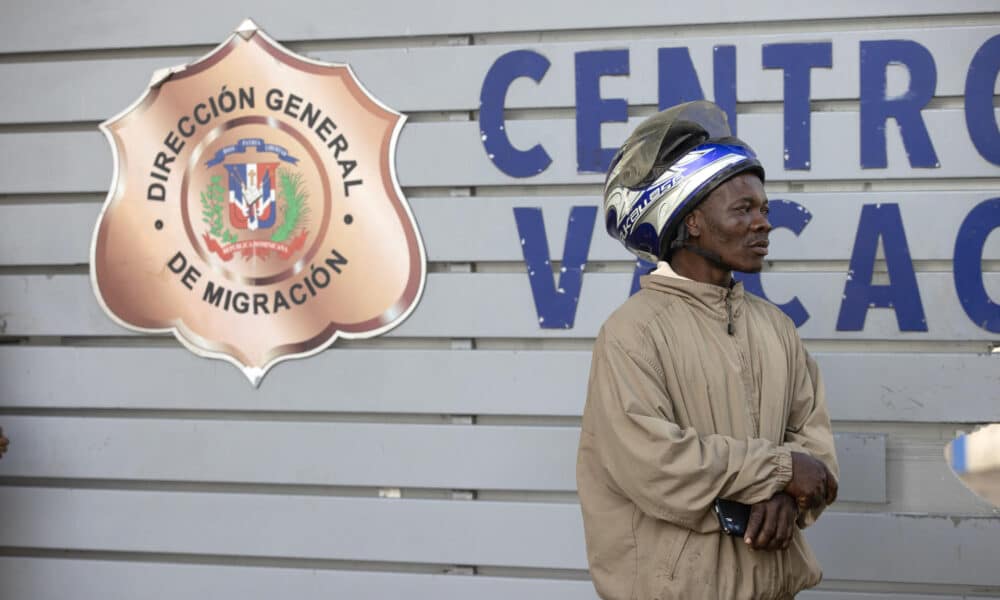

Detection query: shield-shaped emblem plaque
(93, 20), (426, 385)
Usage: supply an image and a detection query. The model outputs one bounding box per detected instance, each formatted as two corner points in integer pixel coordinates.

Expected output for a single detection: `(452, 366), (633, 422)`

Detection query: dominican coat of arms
(200, 139), (309, 262)
(92, 20), (426, 385)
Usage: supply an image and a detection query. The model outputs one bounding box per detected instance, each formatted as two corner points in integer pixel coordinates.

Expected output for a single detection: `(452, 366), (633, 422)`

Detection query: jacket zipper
(725, 288), (734, 335)
(726, 287), (759, 434)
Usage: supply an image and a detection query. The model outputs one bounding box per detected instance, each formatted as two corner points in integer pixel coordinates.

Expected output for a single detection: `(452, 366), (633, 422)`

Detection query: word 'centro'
(146, 86), (365, 201)
(166, 249), (349, 315)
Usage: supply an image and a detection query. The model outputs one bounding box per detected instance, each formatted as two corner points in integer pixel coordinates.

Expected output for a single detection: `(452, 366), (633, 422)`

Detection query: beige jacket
(577, 271), (838, 600)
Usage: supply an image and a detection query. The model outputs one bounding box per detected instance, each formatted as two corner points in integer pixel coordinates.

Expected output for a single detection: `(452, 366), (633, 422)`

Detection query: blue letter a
(836, 203), (927, 331)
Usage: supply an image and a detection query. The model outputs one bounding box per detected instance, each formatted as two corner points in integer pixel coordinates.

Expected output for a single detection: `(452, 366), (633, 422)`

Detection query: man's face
(687, 173), (771, 273)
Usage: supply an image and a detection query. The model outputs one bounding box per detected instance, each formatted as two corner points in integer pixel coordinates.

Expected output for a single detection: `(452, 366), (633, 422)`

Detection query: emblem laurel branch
(272, 169), (309, 243)
(200, 176), (239, 244)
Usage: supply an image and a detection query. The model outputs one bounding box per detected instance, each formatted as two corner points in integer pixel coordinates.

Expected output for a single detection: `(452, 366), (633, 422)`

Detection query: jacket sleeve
(587, 332), (793, 530)
(783, 344), (839, 528)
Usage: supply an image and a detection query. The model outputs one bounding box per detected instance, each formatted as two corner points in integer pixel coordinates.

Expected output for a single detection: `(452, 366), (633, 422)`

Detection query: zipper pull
(725, 290), (734, 335)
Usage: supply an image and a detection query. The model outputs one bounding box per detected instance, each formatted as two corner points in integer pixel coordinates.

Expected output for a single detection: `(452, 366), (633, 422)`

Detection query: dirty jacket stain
(577, 273), (839, 600)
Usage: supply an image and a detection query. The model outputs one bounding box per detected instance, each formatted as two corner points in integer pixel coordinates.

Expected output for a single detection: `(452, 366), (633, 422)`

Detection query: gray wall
(1, 2), (999, 598)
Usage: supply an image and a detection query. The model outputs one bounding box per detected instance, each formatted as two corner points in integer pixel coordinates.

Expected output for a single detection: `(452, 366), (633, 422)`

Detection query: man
(577, 101), (839, 600)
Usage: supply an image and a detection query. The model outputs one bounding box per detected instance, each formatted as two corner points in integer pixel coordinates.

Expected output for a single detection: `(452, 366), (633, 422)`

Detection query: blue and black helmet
(603, 101), (765, 263)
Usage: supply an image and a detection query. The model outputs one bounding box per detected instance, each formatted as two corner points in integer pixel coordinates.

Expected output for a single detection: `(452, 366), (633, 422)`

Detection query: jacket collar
(640, 269), (745, 321)
(651, 261), (692, 280)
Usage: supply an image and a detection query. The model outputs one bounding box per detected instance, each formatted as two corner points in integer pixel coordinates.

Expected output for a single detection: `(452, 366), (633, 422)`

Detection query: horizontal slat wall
(3, 559), (995, 600)
(3, 192), (1000, 265)
(0, 487), (589, 570)
(4, 110), (999, 194)
(2, 4), (999, 599)
(2, 272), (998, 339)
(2, 26), (997, 124)
(0, 558), (603, 600)
(403, 111), (1000, 184)
(0, 416), (885, 502)
(0, 487), (997, 586)
(1, 1), (994, 53)
(3, 347), (997, 423)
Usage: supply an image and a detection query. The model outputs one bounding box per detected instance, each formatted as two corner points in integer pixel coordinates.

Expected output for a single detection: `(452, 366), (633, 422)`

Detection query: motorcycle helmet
(603, 101), (765, 263)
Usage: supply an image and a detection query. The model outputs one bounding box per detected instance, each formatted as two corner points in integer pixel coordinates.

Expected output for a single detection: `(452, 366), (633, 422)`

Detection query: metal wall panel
(0, 558), (602, 600)
(0, 487), (590, 570)
(0, 416), (885, 502)
(396, 111), (1000, 185)
(2, 347), (999, 423)
(2, 26), (997, 124)
(4, 191), (1000, 266)
(3, 109), (999, 194)
(1, 1), (993, 53)
(7, 558), (992, 600)
(2, 272), (998, 340)
(1, 487), (997, 586)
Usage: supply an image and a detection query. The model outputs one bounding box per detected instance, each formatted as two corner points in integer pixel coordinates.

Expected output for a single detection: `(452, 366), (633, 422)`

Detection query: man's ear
(685, 210), (701, 239)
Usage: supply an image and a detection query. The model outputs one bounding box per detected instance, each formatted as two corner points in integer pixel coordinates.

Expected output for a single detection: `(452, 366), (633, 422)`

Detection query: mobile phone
(714, 498), (751, 537)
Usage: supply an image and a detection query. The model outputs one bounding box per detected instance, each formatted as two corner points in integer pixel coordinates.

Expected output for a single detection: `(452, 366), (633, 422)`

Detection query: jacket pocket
(650, 529), (696, 600)
(637, 522), (694, 599)
(662, 528), (692, 580)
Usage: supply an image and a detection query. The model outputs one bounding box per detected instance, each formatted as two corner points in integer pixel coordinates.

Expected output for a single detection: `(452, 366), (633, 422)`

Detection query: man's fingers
(772, 502), (793, 550)
(744, 504), (765, 545)
(768, 503), (787, 550)
(753, 504), (778, 550)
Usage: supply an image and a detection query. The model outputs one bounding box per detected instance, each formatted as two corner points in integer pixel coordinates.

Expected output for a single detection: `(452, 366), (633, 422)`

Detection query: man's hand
(784, 451), (837, 509)
(744, 493), (798, 550)
(0, 427), (8, 460)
